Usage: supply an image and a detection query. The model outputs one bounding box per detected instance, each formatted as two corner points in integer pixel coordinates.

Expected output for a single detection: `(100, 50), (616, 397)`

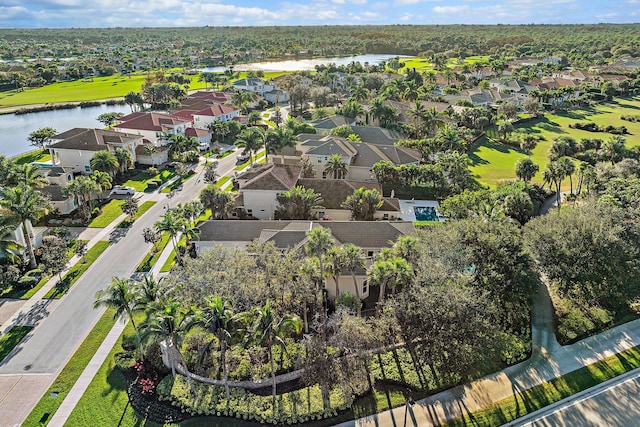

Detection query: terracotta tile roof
(49, 128), (141, 151)
(194, 104), (239, 117)
(171, 110), (197, 122)
(185, 127), (210, 138)
(114, 112), (189, 132)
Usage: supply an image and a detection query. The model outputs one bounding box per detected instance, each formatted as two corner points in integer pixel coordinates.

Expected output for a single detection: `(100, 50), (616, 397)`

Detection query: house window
(85, 166), (91, 172)
(367, 251), (374, 258)
(383, 213), (389, 220)
(317, 211), (325, 218)
(362, 280), (368, 294)
(247, 209), (253, 213)
(322, 171), (327, 179)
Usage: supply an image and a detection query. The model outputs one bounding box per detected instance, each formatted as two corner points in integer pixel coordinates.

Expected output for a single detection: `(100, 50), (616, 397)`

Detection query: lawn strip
(444, 345), (640, 427)
(135, 232), (171, 273)
(116, 201), (156, 228)
(43, 241), (111, 299)
(0, 326), (33, 361)
(21, 308), (117, 427)
(88, 199), (126, 228)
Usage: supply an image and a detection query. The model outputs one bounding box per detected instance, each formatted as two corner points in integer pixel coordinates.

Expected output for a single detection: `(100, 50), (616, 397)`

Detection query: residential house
(113, 112), (190, 146)
(48, 128), (142, 174)
(194, 220), (415, 299)
(309, 115), (352, 132)
(37, 166), (77, 215)
(234, 163), (303, 220)
(296, 178), (401, 221)
(297, 134), (421, 181)
(192, 104), (241, 129)
(232, 78), (275, 96)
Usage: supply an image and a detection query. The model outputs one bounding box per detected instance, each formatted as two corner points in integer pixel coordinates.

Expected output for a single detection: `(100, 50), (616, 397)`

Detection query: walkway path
(336, 280), (640, 427)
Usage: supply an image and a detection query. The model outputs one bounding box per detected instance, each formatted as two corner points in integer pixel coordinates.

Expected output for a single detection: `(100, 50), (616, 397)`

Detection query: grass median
(116, 201), (156, 228)
(21, 308), (117, 427)
(444, 344), (640, 426)
(135, 232), (171, 273)
(0, 326), (33, 362)
(43, 241), (111, 299)
(88, 199), (126, 228)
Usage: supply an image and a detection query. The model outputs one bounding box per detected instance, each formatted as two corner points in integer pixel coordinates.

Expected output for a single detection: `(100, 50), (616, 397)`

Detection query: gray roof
(238, 163), (302, 191)
(49, 128), (140, 151)
(296, 178), (400, 212)
(306, 138), (357, 158)
(350, 126), (404, 145)
(196, 220), (414, 250)
(40, 185), (70, 202)
(309, 115), (350, 130)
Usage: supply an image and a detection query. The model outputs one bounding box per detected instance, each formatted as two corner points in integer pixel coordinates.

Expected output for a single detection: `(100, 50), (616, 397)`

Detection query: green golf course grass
(470, 97), (640, 188)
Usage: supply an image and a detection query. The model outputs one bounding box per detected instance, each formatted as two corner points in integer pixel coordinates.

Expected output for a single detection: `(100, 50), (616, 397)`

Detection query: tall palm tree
(305, 227), (334, 290)
(247, 300), (302, 410)
(324, 153), (348, 179)
(91, 170), (113, 199)
(367, 257), (413, 314)
(324, 246), (345, 300)
(143, 144), (159, 167)
(114, 148), (134, 176)
(154, 209), (185, 265)
(94, 277), (143, 358)
(194, 296), (239, 401)
(235, 127), (265, 166)
(0, 184), (50, 268)
(64, 176), (101, 222)
(141, 297), (194, 378)
(90, 150), (119, 177)
(341, 243), (366, 316)
(200, 185), (235, 220)
(266, 126), (298, 163)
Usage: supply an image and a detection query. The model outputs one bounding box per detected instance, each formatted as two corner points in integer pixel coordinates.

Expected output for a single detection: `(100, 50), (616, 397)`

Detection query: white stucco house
(113, 112), (190, 146)
(48, 128), (143, 174)
(192, 104), (241, 129)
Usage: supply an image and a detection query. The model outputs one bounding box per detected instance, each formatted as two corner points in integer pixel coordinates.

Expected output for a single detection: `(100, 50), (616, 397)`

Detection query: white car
(109, 186), (136, 196)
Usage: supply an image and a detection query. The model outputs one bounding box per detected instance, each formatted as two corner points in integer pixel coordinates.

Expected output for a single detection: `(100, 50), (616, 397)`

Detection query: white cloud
(433, 5), (470, 14)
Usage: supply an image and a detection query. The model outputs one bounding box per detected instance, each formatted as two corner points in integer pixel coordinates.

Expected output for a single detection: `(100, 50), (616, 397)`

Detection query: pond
(199, 53), (410, 73)
(0, 104), (132, 158)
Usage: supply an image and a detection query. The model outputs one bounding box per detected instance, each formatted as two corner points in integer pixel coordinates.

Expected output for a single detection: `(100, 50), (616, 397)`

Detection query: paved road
(512, 369), (640, 427)
(0, 152), (239, 424)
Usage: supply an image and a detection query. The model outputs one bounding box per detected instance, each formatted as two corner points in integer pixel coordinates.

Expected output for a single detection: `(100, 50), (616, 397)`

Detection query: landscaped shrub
(554, 297), (614, 344)
(569, 122), (628, 135)
(157, 375), (351, 425)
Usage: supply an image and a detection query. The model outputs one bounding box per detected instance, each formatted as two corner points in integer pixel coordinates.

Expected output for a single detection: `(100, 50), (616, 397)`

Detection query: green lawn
(0, 326), (33, 362)
(22, 309), (118, 427)
(122, 170), (176, 192)
(470, 97), (640, 188)
(399, 55), (490, 72)
(11, 148), (51, 165)
(0, 274), (49, 299)
(445, 344), (640, 427)
(159, 236), (186, 273)
(43, 241), (111, 299)
(215, 175), (231, 188)
(88, 199), (126, 228)
(135, 232), (171, 273)
(116, 201), (156, 228)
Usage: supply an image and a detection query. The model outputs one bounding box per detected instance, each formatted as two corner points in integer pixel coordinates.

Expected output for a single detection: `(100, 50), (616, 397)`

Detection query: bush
(158, 375), (351, 425)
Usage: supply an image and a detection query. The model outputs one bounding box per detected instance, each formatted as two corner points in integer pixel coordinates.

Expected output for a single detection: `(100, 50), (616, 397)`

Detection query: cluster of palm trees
(235, 124), (299, 165)
(153, 202), (202, 265)
(90, 148), (133, 177)
(0, 157), (52, 268)
(95, 275), (302, 409)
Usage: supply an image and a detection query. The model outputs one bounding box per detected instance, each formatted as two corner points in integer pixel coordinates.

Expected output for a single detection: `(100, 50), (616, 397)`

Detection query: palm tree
(91, 170), (113, 199)
(194, 296), (239, 401)
(246, 111), (262, 127)
(515, 158), (539, 182)
(247, 301), (302, 410)
(114, 148), (134, 176)
(367, 257), (413, 314)
(154, 209), (185, 265)
(324, 153), (348, 179)
(200, 185), (235, 219)
(341, 243), (366, 316)
(235, 127), (265, 166)
(94, 277), (144, 358)
(141, 297), (194, 379)
(90, 150), (119, 177)
(64, 176), (101, 222)
(0, 184), (50, 268)
(14, 163), (48, 189)
(305, 227), (334, 290)
(0, 214), (24, 264)
(275, 186), (323, 220)
(265, 126), (298, 164)
(143, 144), (159, 167)
(324, 246), (345, 300)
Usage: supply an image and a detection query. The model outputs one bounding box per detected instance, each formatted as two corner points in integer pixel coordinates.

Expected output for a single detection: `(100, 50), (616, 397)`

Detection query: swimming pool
(414, 206), (438, 221)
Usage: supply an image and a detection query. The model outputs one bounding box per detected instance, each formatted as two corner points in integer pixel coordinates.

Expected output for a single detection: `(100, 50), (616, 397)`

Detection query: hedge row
(158, 375), (351, 425)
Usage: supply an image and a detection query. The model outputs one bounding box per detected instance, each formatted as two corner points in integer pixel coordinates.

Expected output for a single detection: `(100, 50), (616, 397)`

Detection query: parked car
(109, 186), (136, 196)
(198, 142), (210, 151)
(236, 152), (250, 163)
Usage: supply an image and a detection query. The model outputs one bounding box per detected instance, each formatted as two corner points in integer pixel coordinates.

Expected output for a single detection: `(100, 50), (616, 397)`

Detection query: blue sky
(1, 0), (639, 28)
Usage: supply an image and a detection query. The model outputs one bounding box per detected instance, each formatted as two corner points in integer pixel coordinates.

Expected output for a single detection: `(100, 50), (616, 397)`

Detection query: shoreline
(0, 97), (126, 115)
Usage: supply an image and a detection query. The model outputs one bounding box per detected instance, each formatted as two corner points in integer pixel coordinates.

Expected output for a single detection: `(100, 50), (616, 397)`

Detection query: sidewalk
(335, 317), (640, 427)
(45, 318), (128, 427)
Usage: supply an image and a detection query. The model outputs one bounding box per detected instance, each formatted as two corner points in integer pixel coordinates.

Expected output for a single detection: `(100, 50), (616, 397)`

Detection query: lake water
(199, 53), (409, 73)
(1, 54), (410, 157)
(0, 104), (131, 157)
